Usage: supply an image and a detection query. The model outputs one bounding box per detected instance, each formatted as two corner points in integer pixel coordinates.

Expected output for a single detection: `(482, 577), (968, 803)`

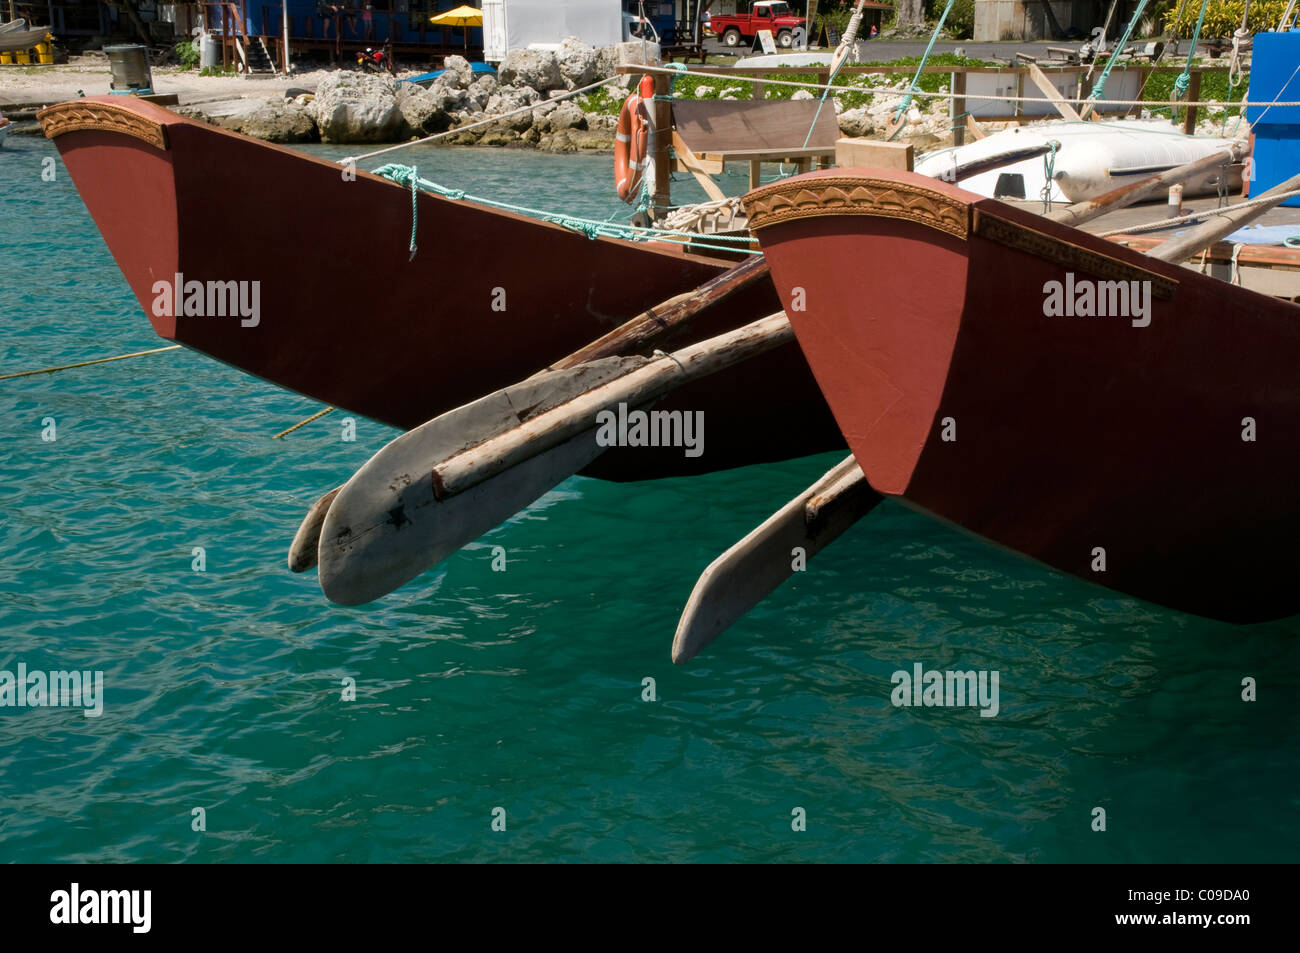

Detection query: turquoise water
(1, 133), (1297, 863)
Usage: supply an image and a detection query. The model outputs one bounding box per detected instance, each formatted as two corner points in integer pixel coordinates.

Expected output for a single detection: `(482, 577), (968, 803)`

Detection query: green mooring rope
(406, 165), (419, 260)
(1174, 0), (1212, 102)
(1089, 0), (1150, 109)
(891, 0), (957, 135)
(370, 164), (760, 255)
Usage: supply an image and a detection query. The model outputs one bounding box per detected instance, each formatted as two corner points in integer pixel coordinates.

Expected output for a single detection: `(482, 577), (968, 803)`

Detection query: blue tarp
(400, 61), (496, 85)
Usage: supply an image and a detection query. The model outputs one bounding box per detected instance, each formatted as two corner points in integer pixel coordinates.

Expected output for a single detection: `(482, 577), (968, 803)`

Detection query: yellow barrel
(15, 50), (31, 65)
(0, 52), (12, 65)
(37, 42), (53, 64)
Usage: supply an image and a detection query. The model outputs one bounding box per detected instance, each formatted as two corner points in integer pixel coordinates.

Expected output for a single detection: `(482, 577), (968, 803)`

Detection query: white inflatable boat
(916, 119), (1247, 203)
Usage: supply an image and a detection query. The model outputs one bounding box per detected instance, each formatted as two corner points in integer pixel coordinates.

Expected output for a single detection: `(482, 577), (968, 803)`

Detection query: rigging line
(274, 406), (336, 440)
(802, 0), (868, 150)
(891, 0), (958, 134)
(1097, 190), (1300, 236)
(1082, 0), (1151, 119)
(0, 345), (182, 382)
(633, 65), (1291, 109)
(1172, 0), (1212, 103)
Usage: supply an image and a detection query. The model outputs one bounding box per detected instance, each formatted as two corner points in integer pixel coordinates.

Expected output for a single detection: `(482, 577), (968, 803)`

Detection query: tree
(897, 0), (926, 27)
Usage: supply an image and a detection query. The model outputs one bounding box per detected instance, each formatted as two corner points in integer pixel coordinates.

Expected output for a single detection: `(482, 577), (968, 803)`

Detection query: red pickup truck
(710, 1), (807, 49)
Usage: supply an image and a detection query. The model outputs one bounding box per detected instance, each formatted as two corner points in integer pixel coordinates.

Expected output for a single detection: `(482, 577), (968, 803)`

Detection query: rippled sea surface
(1, 133), (1297, 863)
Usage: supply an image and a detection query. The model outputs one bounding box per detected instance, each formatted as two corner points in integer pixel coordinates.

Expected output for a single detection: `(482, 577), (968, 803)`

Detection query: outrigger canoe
(743, 168), (1300, 622)
(39, 96), (844, 480)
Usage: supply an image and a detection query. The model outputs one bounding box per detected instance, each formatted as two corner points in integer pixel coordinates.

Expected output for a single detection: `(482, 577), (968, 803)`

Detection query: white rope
(343, 74), (624, 165)
(635, 64), (1300, 110)
(1098, 189), (1300, 236)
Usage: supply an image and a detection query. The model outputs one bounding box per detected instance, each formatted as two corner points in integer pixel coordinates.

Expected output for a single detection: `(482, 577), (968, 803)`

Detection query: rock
(541, 130), (577, 153)
(611, 40), (661, 89)
(498, 48), (564, 92)
(479, 130), (516, 147)
(432, 68), (464, 92)
(489, 85), (542, 131)
(544, 100), (587, 132)
(595, 45), (619, 82)
(792, 89), (814, 101)
(312, 71), (402, 143)
(569, 128), (615, 151)
(206, 98), (318, 143)
(395, 82), (447, 136)
(837, 105), (874, 138)
(443, 54), (474, 86)
(469, 74), (497, 105)
(720, 89), (739, 101)
(557, 35), (600, 90)
(434, 84), (470, 114)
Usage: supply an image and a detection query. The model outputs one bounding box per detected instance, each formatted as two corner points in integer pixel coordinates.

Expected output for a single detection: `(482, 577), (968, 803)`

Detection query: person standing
(317, 0), (338, 39)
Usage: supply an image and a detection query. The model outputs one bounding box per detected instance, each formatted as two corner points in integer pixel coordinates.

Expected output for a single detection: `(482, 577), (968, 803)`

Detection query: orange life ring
(614, 76), (656, 203)
(614, 95), (648, 202)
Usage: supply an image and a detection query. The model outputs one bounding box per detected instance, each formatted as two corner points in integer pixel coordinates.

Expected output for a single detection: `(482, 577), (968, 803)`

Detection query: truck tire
(723, 28), (741, 47)
(777, 29), (793, 48)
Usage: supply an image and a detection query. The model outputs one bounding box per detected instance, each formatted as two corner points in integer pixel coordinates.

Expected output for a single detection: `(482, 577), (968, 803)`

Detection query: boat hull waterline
(39, 97), (843, 480)
(744, 168), (1300, 623)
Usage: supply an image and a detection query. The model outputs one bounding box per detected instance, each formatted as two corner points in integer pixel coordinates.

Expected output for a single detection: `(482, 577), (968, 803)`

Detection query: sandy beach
(1, 55), (340, 110)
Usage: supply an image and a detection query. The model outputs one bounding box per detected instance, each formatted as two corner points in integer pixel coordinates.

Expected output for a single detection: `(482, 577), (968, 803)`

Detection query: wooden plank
(674, 152), (725, 174)
(671, 130), (727, 202)
(952, 71), (967, 147)
(1047, 145), (1245, 228)
(708, 146), (836, 161)
(672, 99), (841, 154)
(965, 113), (987, 140)
(652, 71), (672, 214)
(1182, 70), (1202, 135)
(1150, 171), (1300, 264)
(548, 256), (771, 371)
(1025, 61), (1081, 121)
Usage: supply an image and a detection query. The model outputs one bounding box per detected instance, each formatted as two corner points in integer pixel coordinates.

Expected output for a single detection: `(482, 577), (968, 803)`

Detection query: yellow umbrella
(429, 4), (482, 50)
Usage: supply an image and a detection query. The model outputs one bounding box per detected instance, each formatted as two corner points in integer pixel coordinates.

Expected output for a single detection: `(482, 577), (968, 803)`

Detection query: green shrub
(176, 38), (199, 70)
(942, 0), (976, 40)
(1164, 0), (1290, 36)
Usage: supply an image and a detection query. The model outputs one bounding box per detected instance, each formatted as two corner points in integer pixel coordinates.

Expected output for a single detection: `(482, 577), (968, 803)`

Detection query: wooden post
(953, 71), (966, 146)
(752, 78), (764, 100)
(653, 71), (672, 217)
(1182, 70), (1202, 135)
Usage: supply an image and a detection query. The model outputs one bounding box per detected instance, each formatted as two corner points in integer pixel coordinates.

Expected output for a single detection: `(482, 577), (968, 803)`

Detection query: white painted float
(916, 119), (1247, 203)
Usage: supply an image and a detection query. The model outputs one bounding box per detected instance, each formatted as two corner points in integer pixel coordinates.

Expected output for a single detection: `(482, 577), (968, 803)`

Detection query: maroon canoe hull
(40, 97), (843, 480)
(746, 169), (1300, 622)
